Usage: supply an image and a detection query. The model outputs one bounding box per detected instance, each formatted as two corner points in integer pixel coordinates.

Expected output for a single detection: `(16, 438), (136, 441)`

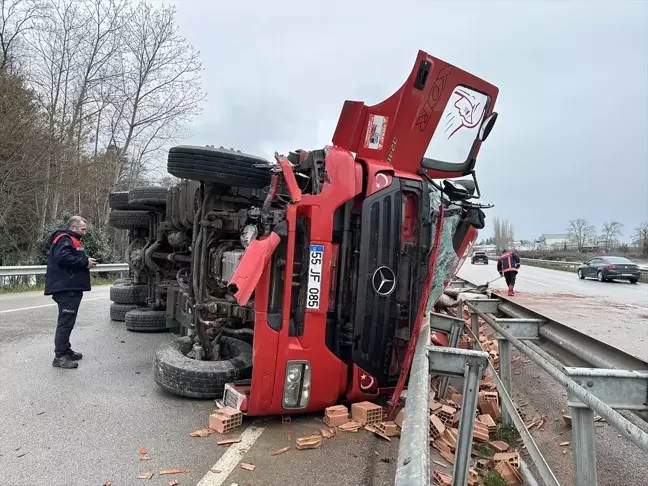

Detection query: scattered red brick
(490, 440), (511, 453)
(217, 437), (242, 446)
(137, 473), (154, 479)
(271, 446), (291, 456)
(190, 428), (215, 438)
(159, 469), (189, 475)
(239, 463), (256, 471)
(139, 446), (148, 455)
(351, 401), (383, 426)
(168, 481), (179, 486)
(209, 407), (243, 434)
(323, 405), (350, 427)
(296, 436), (323, 450)
(433, 470), (453, 485)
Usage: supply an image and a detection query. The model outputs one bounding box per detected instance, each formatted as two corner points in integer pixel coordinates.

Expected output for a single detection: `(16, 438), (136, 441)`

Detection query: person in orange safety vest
(497, 249), (521, 296)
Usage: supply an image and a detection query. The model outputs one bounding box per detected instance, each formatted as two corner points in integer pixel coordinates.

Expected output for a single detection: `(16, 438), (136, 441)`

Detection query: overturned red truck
(149, 50), (499, 416)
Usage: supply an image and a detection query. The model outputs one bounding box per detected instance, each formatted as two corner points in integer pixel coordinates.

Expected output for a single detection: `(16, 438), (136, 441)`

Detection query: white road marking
(518, 277), (554, 288)
(197, 425), (265, 486)
(0, 297), (105, 314)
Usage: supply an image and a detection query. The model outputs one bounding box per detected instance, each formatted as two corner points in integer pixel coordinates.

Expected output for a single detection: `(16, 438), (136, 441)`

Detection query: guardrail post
(498, 337), (512, 426)
(438, 321), (462, 400)
(427, 346), (489, 486)
(570, 407), (597, 486)
(471, 312), (480, 350)
(453, 358), (485, 485)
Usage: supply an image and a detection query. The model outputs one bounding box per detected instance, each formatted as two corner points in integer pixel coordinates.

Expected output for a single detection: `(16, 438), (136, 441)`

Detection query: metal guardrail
(395, 278), (648, 486)
(487, 256), (647, 274)
(0, 263), (129, 277)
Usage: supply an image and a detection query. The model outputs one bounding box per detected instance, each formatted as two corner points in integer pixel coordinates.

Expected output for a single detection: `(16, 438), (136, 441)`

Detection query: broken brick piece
(376, 421), (399, 437)
(490, 440), (511, 453)
(217, 437), (242, 446)
(351, 401), (383, 426)
(437, 405), (457, 427)
(271, 446), (292, 456)
(472, 419), (490, 443)
(282, 415), (291, 424)
(323, 405), (350, 427)
(339, 421), (362, 432)
(159, 469), (189, 475)
(137, 473), (154, 479)
(478, 414), (498, 434)
(429, 400), (443, 414)
(563, 414), (572, 427)
(496, 461), (523, 485)
(190, 428), (215, 438)
(239, 463), (256, 471)
(168, 481), (179, 486)
(494, 452), (520, 468)
(296, 436), (323, 450)
(429, 414), (446, 440)
(440, 451), (455, 465)
(321, 428), (335, 438)
(478, 391), (501, 421)
(394, 408), (405, 428)
(433, 470), (453, 486)
(209, 407), (243, 434)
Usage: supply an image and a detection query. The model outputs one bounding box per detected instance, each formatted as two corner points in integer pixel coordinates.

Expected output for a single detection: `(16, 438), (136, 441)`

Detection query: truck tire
(125, 308), (168, 332)
(129, 186), (168, 207)
(154, 336), (253, 399)
(110, 284), (147, 304)
(110, 303), (143, 322)
(167, 145), (272, 189)
(108, 210), (150, 230)
(108, 191), (130, 210)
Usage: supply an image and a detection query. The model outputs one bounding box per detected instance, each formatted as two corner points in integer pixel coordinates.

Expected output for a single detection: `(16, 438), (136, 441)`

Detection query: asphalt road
(0, 286), (399, 486)
(459, 261), (648, 362)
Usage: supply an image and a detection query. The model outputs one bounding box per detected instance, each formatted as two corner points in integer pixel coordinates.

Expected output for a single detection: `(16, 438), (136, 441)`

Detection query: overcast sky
(157, 0), (648, 241)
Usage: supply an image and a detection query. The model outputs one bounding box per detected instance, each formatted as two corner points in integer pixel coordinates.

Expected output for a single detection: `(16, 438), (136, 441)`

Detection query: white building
(539, 233), (570, 250)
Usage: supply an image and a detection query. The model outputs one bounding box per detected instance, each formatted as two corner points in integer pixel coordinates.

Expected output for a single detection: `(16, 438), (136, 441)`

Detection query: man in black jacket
(44, 216), (97, 369)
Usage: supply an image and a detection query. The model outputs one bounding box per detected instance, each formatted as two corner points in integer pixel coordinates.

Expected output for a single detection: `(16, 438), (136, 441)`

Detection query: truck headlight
(282, 360), (311, 409)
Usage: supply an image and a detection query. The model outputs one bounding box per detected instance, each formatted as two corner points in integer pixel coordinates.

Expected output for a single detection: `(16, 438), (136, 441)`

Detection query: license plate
(307, 245), (324, 309)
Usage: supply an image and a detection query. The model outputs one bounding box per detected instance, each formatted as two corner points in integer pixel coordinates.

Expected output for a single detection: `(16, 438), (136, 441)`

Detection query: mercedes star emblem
(372, 266), (396, 297)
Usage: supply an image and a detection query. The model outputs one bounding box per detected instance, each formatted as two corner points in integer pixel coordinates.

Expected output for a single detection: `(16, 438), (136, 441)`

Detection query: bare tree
(567, 218), (596, 252)
(0, 0), (44, 72)
(634, 221), (648, 256)
(107, 1), (204, 189)
(492, 217), (514, 252)
(599, 221), (623, 252)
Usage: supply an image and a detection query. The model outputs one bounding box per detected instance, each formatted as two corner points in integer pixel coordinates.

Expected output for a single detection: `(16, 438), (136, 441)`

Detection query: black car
(471, 251), (489, 264)
(577, 256), (641, 284)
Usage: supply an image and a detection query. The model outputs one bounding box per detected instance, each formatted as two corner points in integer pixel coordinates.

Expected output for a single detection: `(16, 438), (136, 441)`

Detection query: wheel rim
(598, 271), (603, 281)
(578, 269), (582, 278)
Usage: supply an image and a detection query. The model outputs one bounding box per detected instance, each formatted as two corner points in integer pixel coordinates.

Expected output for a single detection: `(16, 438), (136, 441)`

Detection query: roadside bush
(37, 214), (118, 265)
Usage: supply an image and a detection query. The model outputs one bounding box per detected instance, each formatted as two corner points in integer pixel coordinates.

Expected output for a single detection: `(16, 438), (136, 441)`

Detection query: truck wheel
(128, 186), (168, 207)
(110, 303), (144, 322)
(108, 210), (150, 230)
(108, 191), (130, 210)
(110, 284), (147, 304)
(167, 145), (272, 189)
(125, 308), (168, 332)
(154, 336), (253, 399)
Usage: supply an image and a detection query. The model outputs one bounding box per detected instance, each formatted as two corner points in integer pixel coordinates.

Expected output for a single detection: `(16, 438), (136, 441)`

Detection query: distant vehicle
(577, 256), (641, 284)
(471, 251), (489, 265)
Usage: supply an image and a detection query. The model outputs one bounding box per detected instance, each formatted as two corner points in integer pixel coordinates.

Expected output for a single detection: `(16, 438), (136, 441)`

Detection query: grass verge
(483, 468), (508, 486)
(492, 424), (521, 449)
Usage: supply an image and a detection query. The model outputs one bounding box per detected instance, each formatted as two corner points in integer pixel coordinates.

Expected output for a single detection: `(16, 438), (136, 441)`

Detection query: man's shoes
(52, 355), (79, 369)
(67, 349), (83, 360)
